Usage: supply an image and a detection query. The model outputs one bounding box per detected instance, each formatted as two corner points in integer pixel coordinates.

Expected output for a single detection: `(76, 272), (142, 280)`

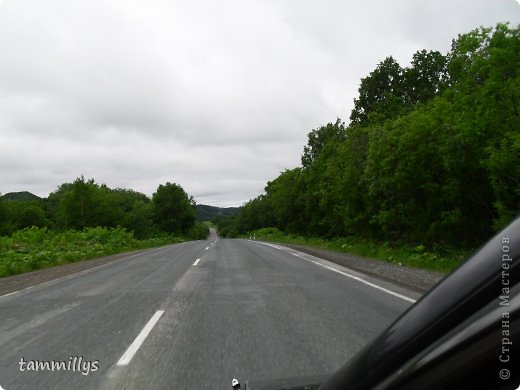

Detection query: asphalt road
(0, 229), (421, 389)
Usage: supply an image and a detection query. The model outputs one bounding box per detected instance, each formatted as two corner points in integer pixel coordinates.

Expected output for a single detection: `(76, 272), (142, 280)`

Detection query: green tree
(264, 168), (306, 233)
(124, 200), (154, 239)
(301, 118), (345, 168)
(58, 177), (101, 229)
(404, 49), (449, 105)
(19, 205), (48, 228)
(151, 182), (196, 234)
(349, 56), (406, 125)
(0, 197), (49, 234)
(45, 182), (74, 229)
(0, 195), (11, 235)
(56, 177), (124, 229)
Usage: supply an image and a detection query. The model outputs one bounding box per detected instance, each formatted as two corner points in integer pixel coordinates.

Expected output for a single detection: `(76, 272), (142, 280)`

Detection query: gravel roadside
(273, 242), (446, 293)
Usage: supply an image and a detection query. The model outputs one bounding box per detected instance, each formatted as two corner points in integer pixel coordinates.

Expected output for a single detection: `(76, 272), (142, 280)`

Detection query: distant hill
(196, 204), (240, 221)
(2, 191), (41, 201)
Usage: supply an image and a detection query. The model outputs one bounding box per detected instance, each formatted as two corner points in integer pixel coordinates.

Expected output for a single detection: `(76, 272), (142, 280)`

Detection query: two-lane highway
(0, 230), (419, 389)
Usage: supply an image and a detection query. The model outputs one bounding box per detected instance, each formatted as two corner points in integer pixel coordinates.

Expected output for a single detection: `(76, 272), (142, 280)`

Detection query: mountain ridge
(2, 191), (42, 201)
(196, 204), (240, 221)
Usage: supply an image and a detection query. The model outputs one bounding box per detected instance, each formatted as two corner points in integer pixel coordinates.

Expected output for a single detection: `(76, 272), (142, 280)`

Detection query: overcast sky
(1, 0), (519, 206)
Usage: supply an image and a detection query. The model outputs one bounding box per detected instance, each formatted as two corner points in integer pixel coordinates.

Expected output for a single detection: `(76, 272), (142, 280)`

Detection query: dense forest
(0, 177), (208, 240)
(217, 23), (520, 250)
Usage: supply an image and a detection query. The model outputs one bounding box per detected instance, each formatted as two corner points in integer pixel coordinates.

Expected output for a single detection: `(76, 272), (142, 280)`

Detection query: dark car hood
(245, 374), (331, 389)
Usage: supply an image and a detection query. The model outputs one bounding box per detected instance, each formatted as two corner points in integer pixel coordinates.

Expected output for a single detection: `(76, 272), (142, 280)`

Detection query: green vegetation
(151, 182), (197, 235)
(247, 228), (466, 273)
(217, 24), (520, 270)
(0, 178), (209, 277)
(0, 226), (186, 277)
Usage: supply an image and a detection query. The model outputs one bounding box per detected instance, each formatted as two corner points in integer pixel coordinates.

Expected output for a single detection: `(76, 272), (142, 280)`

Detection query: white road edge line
(307, 257), (416, 303)
(193, 258), (201, 266)
(254, 241), (416, 304)
(116, 310), (164, 366)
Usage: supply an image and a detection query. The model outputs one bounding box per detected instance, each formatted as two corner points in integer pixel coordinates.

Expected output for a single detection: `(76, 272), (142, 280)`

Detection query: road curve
(0, 230), (420, 389)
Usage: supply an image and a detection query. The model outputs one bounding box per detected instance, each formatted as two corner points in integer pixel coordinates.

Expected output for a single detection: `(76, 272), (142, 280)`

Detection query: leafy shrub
(0, 226), (186, 277)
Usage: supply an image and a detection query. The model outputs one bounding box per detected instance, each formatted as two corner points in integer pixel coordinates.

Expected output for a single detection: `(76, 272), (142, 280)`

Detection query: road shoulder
(0, 246), (172, 297)
(260, 242), (445, 293)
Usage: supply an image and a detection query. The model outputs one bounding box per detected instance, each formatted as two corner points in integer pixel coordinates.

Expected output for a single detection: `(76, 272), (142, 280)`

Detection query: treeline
(218, 24), (520, 249)
(0, 177), (208, 240)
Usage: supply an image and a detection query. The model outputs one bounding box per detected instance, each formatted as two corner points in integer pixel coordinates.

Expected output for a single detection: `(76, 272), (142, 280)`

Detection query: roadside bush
(0, 226), (182, 277)
(187, 223), (210, 240)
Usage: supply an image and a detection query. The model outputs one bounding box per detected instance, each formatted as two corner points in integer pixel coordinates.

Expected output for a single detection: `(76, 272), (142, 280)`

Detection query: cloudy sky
(1, 0), (519, 206)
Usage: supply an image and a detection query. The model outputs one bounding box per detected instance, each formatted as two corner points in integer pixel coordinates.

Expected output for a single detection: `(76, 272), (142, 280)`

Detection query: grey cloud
(0, 0), (518, 206)
(400, 0), (520, 52)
